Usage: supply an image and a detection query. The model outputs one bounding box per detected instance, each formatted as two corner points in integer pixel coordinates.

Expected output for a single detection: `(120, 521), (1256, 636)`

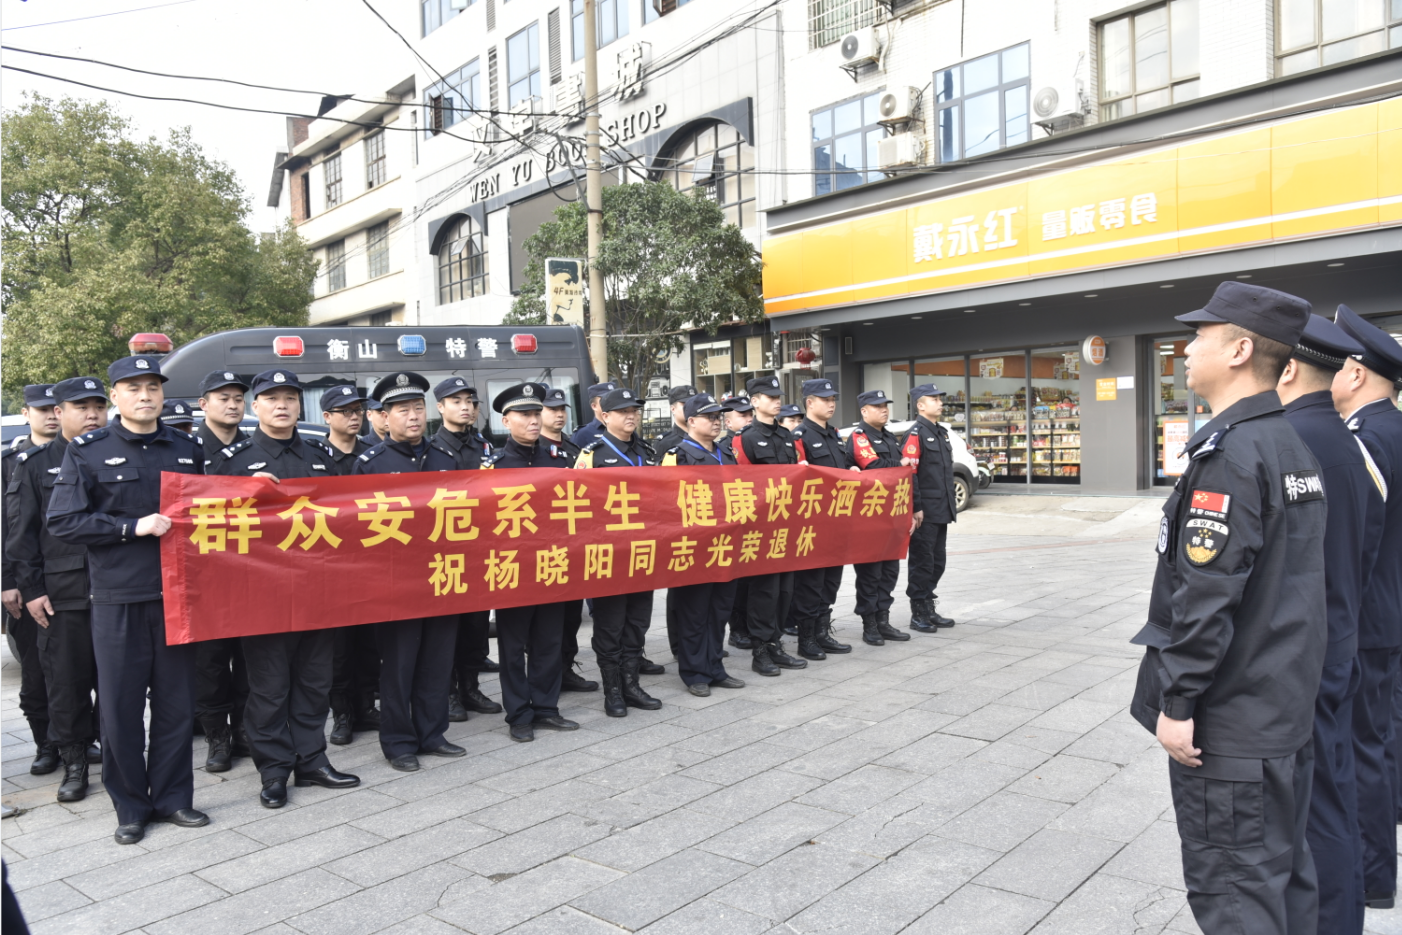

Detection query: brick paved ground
(4, 493), (1398, 934)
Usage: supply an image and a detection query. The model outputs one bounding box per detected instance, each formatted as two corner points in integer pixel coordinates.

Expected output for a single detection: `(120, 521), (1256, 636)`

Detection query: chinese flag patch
(851, 431), (878, 468)
(1189, 490), (1230, 515)
(902, 433), (921, 463)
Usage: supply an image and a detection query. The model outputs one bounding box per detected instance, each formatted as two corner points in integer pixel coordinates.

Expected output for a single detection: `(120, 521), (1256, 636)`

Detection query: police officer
(539, 387), (596, 693)
(575, 387), (660, 717)
(718, 394), (754, 651)
(904, 384), (958, 632)
(482, 383), (580, 742)
(364, 397), (388, 442)
(1276, 316), (1385, 934)
(3, 385), (59, 776)
(321, 384), (371, 469)
(47, 355), (209, 845)
(733, 375), (807, 676)
(6, 377), (108, 802)
(779, 404), (803, 432)
(718, 394), (753, 462)
(1330, 304), (1402, 911)
(208, 369), (358, 808)
(352, 372), (466, 772)
(661, 393), (746, 696)
(789, 379), (855, 660)
(195, 370), (248, 462)
(569, 381), (617, 448)
(1127, 282), (1325, 934)
(846, 389), (914, 646)
(159, 400), (196, 434)
(655, 384), (698, 454)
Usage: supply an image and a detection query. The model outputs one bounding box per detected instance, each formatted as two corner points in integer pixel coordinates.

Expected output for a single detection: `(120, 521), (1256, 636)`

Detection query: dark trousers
(374, 615), (456, 759)
(241, 630), (333, 782)
(665, 590), (680, 658)
(9, 609), (48, 724)
(673, 581), (736, 686)
(331, 624), (379, 716)
(562, 600), (584, 668)
(728, 579), (750, 640)
(36, 608), (99, 746)
(1352, 647), (1400, 897)
(496, 603), (565, 726)
(591, 591), (653, 667)
(453, 610), (491, 695)
(1308, 658), (1364, 935)
(905, 521), (949, 601)
(195, 637), (247, 723)
(854, 559), (900, 616)
(745, 572), (794, 645)
(792, 565), (843, 627)
(92, 600), (195, 826)
(1170, 744), (1318, 935)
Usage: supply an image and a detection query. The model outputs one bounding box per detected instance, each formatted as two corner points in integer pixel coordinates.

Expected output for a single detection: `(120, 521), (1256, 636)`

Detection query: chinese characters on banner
(160, 465), (914, 644)
(911, 193), (1159, 263)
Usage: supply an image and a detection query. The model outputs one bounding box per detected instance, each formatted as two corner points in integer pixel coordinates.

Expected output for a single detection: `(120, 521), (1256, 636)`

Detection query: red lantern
(795, 346), (816, 366)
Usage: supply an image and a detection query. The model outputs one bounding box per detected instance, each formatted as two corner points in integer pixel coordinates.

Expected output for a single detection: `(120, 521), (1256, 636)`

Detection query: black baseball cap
(600, 388), (642, 411)
(721, 393), (753, 413)
(684, 393), (724, 418)
(779, 404), (802, 419)
(434, 376), (477, 401)
(543, 386), (569, 407)
(1175, 282), (1311, 347)
(746, 375), (782, 398)
(160, 400), (195, 425)
(800, 379), (837, 398)
(911, 383), (947, 403)
(21, 385), (55, 407)
(668, 384), (698, 404)
(321, 385), (368, 412)
(52, 377), (107, 405)
(857, 389), (893, 407)
(249, 369), (302, 398)
(199, 370), (250, 395)
(586, 382), (618, 400)
(107, 356), (168, 384)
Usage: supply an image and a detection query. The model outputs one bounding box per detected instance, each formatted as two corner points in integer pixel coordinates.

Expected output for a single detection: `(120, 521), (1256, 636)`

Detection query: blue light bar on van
(397, 335), (426, 356)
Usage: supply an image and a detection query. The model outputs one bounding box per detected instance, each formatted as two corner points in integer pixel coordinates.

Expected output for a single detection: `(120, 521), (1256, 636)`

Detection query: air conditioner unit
(1032, 81), (1087, 133)
(838, 28), (881, 68)
(877, 87), (919, 125)
(877, 133), (919, 169)
(450, 0), (469, 8)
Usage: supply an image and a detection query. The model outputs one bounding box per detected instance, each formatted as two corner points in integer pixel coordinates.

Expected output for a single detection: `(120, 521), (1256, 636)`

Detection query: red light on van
(273, 336), (305, 358)
(128, 333), (173, 354)
(511, 334), (538, 354)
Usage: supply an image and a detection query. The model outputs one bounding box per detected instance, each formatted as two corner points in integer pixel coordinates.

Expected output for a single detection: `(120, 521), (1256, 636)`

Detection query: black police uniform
(209, 418), (352, 795)
(845, 392), (914, 645)
(789, 404), (854, 659)
(904, 386), (958, 632)
(569, 381), (617, 448)
(574, 388), (659, 716)
(46, 356), (207, 834)
(716, 395), (753, 649)
(542, 391), (594, 691)
(352, 372), (464, 768)
(1129, 284), (1327, 935)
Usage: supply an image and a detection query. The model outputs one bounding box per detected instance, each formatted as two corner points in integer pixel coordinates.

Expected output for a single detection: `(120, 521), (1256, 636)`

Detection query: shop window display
(1030, 347), (1081, 484)
(969, 353), (1028, 482)
(913, 356), (968, 440)
(1152, 336), (1212, 486)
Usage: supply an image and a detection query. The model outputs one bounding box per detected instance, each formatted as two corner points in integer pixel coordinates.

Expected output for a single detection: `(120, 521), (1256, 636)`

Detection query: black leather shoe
(85, 742), (102, 765)
(204, 724), (233, 773)
(295, 766), (360, 789)
(329, 712), (354, 746)
(560, 668), (598, 692)
(31, 743), (60, 776)
(447, 691), (469, 722)
(815, 614), (851, 654)
(931, 602), (956, 628)
(1366, 890), (1396, 910)
(463, 687), (503, 714)
(481, 657), (500, 672)
(260, 780), (287, 809)
(601, 664), (627, 718)
(768, 642), (808, 669)
(157, 807), (210, 828)
(419, 742), (467, 758)
(510, 723), (534, 743)
(909, 599), (937, 633)
(622, 659), (662, 709)
(781, 622), (798, 636)
(533, 716), (579, 731)
(712, 676), (746, 689)
(752, 644), (779, 677)
(861, 615), (884, 646)
(796, 620), (826, 660)
(114, 821), (147, 845)
(688, 683), (711, 697)
(638, 657), (665, 675)
(57, 761), (90, 803)
(728, 632), (754, 650)
(389, 754), (420, 772)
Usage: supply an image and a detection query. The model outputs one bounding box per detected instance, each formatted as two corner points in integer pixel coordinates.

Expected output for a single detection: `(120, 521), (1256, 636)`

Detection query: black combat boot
(861, 615), (884, 646)
(796, 618), (826, 660)
(876, 610), (910, 642)
(768, 641), (808, 669)
(202, 717), (233, 773)
(447, 691), (469, 722)
(230, 707), (253, 757)
(782, 618), (798, 637)
(28, 718), (60, 775)
(353, 696), (381, 732)
(751, 642), (779, 676)
(728, 629), (755, 650)
(600, 663), (627, 717)
(460, 670), (503, 713)
(622, 658), (662, 710)
(560, 664), (598, 692)
(931, 599), (956, 628)
(909, 599), (936, 633)
(56, 745), (89, 802)
(329, 712), (354, 746)
(638, 656), (665, 675)
(815, 611), (851, 654)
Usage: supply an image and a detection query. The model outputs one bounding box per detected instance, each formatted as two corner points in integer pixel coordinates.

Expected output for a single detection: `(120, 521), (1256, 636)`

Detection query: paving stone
(933, 791), (1069, 853)
(874, 731), (985, 774)
(708, 842), (880, 921)
(580, 722), (698, 761)
(348, 785), (512, 839)
(580, 773), (721, 828)
(324, 818), (501, 887)
(996, 679), (1085, 711)
(813, 795), (952, 858)
(284, 862), (471, 935)
(1027, 698), (1122, 735)
(431, 856), (622, 934)
(696, 801), (846, 865)
(500, 905), (634, 934)
(574, 807), (736, 872)
(469, 778), (614, 834)
(571, 848), (751, 931)
(635, 897), (773, 935)
(1100, 820), (1187, 889)
(974, 828), (1123, 901)
(688, 768), (824, 822)
(939, 703), (1041, 742)
(1026, 872), (1184, 935)
(11, 880), (91, 923)
(36, 875), (227, 935)
(237, 788), (403, 847)
(453, 813), (613, 877)
(477, 752), (616, 795)
(1060, 710), (1158, 765)
(6, 835), (144, 893)
(196, 824), (383, 894)
(1007, 754), (1120, 804)
(678, 741), (798, 785)
(794, 764), (923, 816)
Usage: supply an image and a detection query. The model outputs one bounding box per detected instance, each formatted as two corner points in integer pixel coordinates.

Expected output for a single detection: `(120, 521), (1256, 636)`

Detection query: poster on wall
(1163, 420), (1191, 475)
(979, 358), (1004, 379)
(546, 258), (586, 327)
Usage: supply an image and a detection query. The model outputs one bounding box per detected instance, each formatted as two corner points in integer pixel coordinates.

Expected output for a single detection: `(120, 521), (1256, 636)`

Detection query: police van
(139, 325), (593, 444)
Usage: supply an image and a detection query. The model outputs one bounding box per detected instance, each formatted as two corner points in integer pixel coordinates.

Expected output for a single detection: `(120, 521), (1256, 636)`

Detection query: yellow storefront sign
(763, 97), (1402, 315)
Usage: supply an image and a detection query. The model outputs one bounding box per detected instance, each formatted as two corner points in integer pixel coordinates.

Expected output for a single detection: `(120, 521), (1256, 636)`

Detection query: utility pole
(583, 0), (608, 383)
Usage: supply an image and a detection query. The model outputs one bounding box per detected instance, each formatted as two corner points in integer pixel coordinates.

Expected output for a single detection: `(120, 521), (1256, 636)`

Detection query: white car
(837, 420), (981, 512)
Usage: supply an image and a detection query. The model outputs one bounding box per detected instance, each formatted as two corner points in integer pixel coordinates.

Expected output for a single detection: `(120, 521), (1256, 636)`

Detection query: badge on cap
(342, 387), (352, 395)
(224, 372), (234, 380)
(44, 388), (54, 397)
(824, 382), (831, 390)
(622, 390), (632, 398)
(84, 380), (97, 389)
(397, 374), (409, 386)
(135, 359), (150, 369)
(524, 385), (534, 396)
(273, 373), (286, 383)
(456, 379), (464, 386)
(175, 404), (186, 413)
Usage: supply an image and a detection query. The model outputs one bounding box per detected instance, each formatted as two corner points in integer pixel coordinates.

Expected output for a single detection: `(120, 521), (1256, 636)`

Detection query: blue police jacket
(1346, 397), (1402, 650)
(351, 436), (458, 474)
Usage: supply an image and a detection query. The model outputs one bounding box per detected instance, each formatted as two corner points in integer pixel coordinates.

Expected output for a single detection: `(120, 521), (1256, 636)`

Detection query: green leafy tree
(507, 181), (764, 390)
(2, 95), (316, 397)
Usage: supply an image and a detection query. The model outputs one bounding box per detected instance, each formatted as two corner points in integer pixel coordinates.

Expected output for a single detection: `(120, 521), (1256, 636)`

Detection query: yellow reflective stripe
(1356, 437), (1389, 502)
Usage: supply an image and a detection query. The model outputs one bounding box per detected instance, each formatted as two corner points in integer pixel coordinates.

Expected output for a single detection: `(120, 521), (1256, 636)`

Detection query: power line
(0, 0), (205, 32)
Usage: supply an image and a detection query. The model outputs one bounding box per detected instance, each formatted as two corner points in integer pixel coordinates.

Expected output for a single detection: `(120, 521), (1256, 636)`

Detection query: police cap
(1174, 281), (1311, 348)
(747, 375), (783, 398)
(911, 383), (947, 404)
(373, 371), (431, 406)
(542, 386), (569, 408)
(434, 376), (477, 401)
(321, 385), (368, 412)
(667, 384), (698, 404)
(720, 393), (753, 413)
(684, 393), (724, 418)
(492, 382), (549, 414)
(53, 377), (108, 405)
(1292, 315), (1365, 372)
(857, 389), (893, 408)
(249, 369), (302, 398)
(22, 385), (55, 407)
(600, 388), (642, 412)
(199, 370), (249, 395)
(586, 382), (618, 400)
(160, 400), (195, 426)
(800, 379), (837, 398)
(1335, 304), (1402, 386)
(365, 397), (383, 412)
(107, 356), (168, 385)
(779, 404), (802, 419)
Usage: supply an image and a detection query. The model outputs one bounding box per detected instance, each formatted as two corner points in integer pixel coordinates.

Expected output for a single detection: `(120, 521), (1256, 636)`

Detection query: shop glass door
(913, 356), (969, 440)
(1030, 347), (1081, 484)
(969, 352), (1028, 483)
(1153, 337), (1213, 486)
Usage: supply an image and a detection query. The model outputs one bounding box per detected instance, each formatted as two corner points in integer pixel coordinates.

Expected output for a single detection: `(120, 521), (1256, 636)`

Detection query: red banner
(160, 465), (913, 644)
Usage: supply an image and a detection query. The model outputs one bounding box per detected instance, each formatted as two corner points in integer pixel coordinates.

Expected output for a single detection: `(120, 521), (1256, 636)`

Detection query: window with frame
(654, 121), (757, 229)
(1277, 0), (1402, 76)
(507, 23), (542, 107)
(811, 93), (886, 195)
(572, 0), (629, 61)
(808, 0), (876, 49)
(934, 42), (1030, 163)
(326, 240), (347, 292)
(324, 153), (343, 209)
(367, 222), (391, 279)
(422, 0), (470, 36)
(424, 59), (481, 138)
(1099, 0), (1200, 121)
(437, 216), (489, 304)
(364, 133), (387, 189)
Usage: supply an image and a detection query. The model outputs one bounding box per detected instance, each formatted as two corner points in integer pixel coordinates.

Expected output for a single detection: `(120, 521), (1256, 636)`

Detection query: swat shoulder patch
(1282, 469), (1324, 505)
(1184, 488), (1231, 566)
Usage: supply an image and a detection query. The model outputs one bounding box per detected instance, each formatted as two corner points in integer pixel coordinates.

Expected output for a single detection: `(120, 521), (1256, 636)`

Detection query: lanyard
(683, 438), (722, 464)
(600, 435), (639, 467)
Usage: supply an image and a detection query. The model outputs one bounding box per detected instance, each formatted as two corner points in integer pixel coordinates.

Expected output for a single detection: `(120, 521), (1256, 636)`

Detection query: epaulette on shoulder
(74, 428), (109, 446)
(1346, 414), (1366, 433)
(220, 438), (255, 459)
(581, 440), (603, 453)
(358, 445), (381, 462)
(1188, 429), (1229, 461)
(482, 451), (503, 469)
(302, 435), (335, 453)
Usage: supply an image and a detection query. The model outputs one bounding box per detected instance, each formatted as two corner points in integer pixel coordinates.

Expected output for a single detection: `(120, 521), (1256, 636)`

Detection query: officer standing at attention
(575, 387), (661, 717)
(1275, 315), (1385, 934)
(208, 369), (359, 808)
(661, 393), (746, 695)
(1330, 304), (1402, 911)
(482, 383), (580, 742)
(539, 387), (597, 693)
(569, 382), (617, 448)
(7, 377), (109, 803)
(47, 355), (209, 845)
(321, 385), (372, 469)
(195, 371), (248, 463)
(788, 379), (855, 660)
(3, 385), (59, 777)
(1127, 283), (1326, 934)
(353, 372), (466, 771)
(733, 375), (807, 676)
(655, 384), (698, 454)
(904, 384), (958, 632)
(159, 401), (196, 434)
(431, 377), (504, 723)
(779, 404), (803, 432)
(364, 398), (388, 442)
(846, 389), (916, 646)
(717, 394), (754, 650)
